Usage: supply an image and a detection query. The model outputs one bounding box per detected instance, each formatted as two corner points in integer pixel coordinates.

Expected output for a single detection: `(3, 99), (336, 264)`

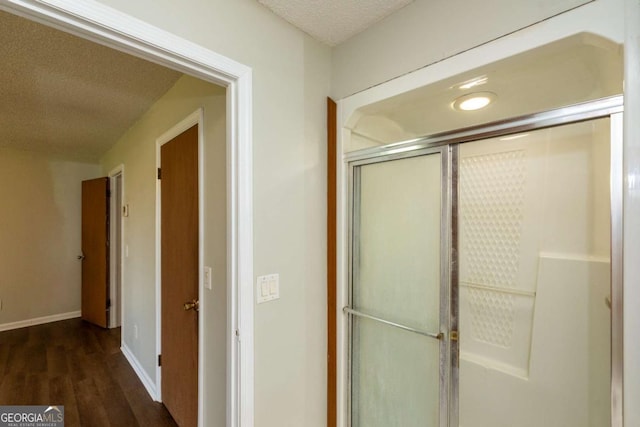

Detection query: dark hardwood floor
(0, 318), (178, 427)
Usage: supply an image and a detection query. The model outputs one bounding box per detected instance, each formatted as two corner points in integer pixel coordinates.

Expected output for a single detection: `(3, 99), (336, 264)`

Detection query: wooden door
(81, 177), (110, 328)
(161, 125), (199, 427)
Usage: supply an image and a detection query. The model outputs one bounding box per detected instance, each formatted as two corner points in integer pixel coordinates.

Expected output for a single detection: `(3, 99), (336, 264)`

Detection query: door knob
(183, 299), (199, 312)
(77, 254), (85, 260)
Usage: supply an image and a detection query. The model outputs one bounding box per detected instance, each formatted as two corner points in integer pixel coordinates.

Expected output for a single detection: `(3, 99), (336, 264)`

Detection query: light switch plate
(256, 274), (279, 304)
(204, 266), (212, 290)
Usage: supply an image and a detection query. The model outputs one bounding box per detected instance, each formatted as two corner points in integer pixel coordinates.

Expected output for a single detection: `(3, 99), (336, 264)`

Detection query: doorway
(0, 3), (254, 426)
(344, 98), (623, 426)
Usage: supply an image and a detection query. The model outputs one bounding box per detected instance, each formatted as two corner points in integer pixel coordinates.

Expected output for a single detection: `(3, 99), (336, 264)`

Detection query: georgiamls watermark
(0, 406), (64, 427)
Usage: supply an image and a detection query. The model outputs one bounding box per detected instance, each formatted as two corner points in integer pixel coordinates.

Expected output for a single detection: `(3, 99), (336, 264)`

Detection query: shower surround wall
(458, 119), (611, 426)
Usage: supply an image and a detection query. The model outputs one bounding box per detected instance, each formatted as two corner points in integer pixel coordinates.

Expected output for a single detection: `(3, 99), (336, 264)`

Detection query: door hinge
(157, 168), (162, 180)
(158, 354), (162, 366)
(107, 298), (111, 308)
(107, 189), (111, 198)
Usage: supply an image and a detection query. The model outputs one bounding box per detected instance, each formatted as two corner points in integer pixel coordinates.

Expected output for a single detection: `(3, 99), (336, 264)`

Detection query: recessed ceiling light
(452, 92), (496, 112)
(457, 76), (488, 90)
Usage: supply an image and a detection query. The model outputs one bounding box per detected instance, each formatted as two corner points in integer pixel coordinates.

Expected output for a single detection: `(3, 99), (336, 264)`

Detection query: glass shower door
(457, 118), (614, 427)
(348, 147), (451, 427)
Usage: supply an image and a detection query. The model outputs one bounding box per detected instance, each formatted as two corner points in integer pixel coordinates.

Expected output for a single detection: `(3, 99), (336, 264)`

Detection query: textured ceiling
(258, 0), (414, 46)
(0, 11), (183, 162)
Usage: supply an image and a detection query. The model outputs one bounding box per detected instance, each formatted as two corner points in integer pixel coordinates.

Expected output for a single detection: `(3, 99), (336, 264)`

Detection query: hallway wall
(100, 74), (228, 426)
(0, 148), (100, 328)
(94, 1), (332, 425)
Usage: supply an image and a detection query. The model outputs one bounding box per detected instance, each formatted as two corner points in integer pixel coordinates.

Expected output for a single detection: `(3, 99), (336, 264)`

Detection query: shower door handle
(343, 306), (443, 340)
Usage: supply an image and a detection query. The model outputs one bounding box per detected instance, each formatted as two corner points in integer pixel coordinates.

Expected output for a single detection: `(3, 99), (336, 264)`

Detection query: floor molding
(121, 343), (158, 401)
(0, 310), (81, 332)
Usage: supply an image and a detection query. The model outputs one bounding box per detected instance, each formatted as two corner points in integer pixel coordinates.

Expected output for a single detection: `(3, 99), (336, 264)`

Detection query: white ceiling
(257, 0), (414, 46)
(0, 11), (183, 162)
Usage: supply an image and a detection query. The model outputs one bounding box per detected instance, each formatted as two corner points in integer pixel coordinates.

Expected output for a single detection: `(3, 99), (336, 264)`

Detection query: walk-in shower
(344, 99), (621, 427)
(340, 33), (623, 426)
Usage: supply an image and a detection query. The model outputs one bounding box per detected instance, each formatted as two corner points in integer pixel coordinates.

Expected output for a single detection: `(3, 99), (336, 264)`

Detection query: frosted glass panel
(352, 318), (440, 427)
(352, 152), (442, 426)
(355, 153), (442, 330)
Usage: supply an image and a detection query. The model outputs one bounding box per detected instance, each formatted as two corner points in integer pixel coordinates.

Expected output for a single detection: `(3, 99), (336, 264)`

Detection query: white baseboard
(0, 310), (81, 332)
(121, 344), (158, 401)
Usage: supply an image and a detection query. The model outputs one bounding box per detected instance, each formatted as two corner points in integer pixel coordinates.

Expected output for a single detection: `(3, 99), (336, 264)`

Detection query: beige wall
(331, 0), (592, 99)
(94, 1), (332, 426)
(100, 75), (227, 426)
(0, 148), (100, 326)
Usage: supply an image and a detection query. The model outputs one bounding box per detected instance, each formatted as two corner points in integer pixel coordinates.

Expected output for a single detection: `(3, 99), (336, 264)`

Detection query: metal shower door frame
(347, 144), (453, 427)
(343, 95), (624, 427)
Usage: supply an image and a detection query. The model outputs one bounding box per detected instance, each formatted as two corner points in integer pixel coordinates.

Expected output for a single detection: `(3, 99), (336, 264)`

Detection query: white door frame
(108, 164), (124, 330)
(0, 2), (255, 426)
(155, 109), (205, 424)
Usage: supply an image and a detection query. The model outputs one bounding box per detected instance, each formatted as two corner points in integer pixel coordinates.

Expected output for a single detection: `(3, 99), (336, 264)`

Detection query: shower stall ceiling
(458, 119), (611, 426)
(344, 33), (622, 152)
